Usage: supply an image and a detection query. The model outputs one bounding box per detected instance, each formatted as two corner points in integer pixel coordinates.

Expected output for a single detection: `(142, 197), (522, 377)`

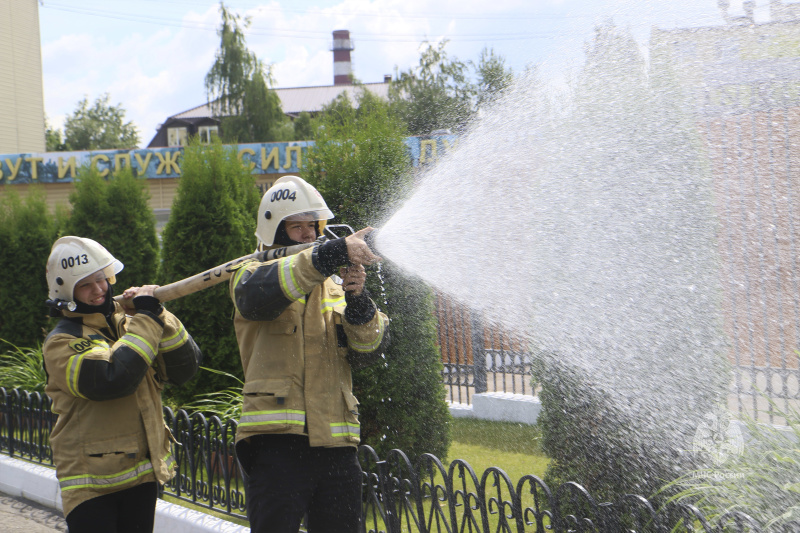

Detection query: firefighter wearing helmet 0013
(231, 175), (390, 532)
(255, 175), (334, 248)
(41, 236), (202, 532)
(46, 236), (124, 307)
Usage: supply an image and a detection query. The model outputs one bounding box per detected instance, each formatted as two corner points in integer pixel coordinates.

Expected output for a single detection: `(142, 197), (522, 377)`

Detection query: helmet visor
(284, 211), (328, 222)
(101, 259), (124, 285)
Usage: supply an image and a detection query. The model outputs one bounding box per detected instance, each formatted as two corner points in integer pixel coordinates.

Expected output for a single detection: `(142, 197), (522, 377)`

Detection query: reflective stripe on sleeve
(278, 256), (305, 301)
(348, 317), (387, 353)
(118, 334), (157, 365)
(65, 351), (93, 399)
(232, 263), (251, 289)
(159, 325), (188, 352)
(238, 409), (306, 428)
(330, 422), (360, 439)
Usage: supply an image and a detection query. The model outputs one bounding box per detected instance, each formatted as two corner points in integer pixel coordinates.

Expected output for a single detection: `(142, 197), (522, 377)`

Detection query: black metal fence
(436, 293), (535, 405)
(0, 387), (780, 532)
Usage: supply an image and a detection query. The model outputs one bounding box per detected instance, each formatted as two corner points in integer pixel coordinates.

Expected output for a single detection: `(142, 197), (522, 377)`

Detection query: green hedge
(0, 189), (61, 346)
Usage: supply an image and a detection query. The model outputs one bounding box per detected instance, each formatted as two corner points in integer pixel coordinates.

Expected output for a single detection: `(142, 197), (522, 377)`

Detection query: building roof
(171, 81), (391, 121)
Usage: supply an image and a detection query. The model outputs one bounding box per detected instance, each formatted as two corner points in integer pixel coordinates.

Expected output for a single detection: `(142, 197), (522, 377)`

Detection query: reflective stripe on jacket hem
(330, 422), (360, 438)
(59, 453), (175, 491)
(60, 459), (153, 491)
(239, 409), (306, 428)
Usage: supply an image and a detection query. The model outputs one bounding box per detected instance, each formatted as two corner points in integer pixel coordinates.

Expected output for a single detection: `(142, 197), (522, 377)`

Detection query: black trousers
(238, 434), (362, 533)
(65, 481), (158, 533)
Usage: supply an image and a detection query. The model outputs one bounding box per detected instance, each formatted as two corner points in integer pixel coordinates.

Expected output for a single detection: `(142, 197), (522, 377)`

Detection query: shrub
(0, 340), (46, 393)
(662, 381), (800, 529)
(180, 367), (243, 420)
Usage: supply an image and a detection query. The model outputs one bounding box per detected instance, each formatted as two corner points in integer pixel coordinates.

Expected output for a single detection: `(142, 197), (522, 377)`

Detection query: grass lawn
(445, 417), (550, 484)
(363, 418), (551, 532)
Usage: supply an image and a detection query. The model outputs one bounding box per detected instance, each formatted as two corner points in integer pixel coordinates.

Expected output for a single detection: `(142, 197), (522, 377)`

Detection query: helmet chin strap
(72, 283), (116, 316)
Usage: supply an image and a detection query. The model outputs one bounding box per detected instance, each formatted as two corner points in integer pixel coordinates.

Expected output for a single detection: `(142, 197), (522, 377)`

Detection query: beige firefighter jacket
(43, 302), (201, 516)
(230, 244), (389, 448)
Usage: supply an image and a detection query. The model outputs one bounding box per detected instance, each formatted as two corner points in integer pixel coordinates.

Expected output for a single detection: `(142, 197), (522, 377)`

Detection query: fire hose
(111, 224), (378, 308)
(44, 225), (378, 312)
(114, 241), (316, 307)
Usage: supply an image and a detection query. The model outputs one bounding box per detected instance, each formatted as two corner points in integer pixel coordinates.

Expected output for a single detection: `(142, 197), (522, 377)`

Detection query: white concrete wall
(0, 454), (250, 532)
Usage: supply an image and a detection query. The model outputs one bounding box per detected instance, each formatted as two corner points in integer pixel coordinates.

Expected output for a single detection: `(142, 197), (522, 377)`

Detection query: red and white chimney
(332, 30), (354, 85)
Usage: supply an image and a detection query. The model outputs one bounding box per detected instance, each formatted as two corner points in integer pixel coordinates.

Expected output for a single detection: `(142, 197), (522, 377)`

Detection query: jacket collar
(62, 302), (126, 331)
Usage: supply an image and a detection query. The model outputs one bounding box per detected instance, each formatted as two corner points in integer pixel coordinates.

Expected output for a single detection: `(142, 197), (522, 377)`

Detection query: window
(167, 127), (188, 147)
(199, 125), (219, 144)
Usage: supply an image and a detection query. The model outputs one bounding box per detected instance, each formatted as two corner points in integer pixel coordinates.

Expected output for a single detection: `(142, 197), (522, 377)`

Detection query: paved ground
(0, 492), (66, 532)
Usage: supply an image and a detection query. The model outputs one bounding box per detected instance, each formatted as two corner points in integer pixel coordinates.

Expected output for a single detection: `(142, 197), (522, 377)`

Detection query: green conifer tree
(66, 166), (158, 290)
(0, 189), (61, 346)
(159, 138), (260, 406)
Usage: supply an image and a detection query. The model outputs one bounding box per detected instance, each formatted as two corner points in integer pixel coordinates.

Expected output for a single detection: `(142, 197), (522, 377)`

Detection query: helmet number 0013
(61, 254), (90, 270)
(270, 189), (297, 202)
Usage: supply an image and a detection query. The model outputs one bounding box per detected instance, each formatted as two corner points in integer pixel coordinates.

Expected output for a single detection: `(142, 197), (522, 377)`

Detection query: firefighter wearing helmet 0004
(230, 175), (390, 532)
(42, 236), (202, 532)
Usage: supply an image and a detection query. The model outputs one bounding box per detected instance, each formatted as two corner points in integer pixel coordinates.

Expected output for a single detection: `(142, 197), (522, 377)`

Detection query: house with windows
(147, 30), (391, 148)
(147, 80), (391, 148)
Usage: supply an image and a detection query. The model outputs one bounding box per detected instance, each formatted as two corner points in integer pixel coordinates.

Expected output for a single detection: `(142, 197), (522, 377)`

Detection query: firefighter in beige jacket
(43, 236), (202, 532)
(230, 176), (389, 533)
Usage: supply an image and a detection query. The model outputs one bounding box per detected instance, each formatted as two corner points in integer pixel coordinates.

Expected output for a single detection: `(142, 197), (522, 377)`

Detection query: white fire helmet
(255, 175), (334, 247)
(46, 236), (124, 303)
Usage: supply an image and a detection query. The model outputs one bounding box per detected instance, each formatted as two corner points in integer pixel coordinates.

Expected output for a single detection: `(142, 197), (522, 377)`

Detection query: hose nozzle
(364, 228), (381, 256)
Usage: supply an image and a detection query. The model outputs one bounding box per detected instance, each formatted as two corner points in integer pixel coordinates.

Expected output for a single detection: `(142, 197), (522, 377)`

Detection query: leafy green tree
(63, 94), (140, 150)
(475, 47), (514, 109)
(45, 116), (66, 152)
(293, 111), (313, 141)
(304, 90), (452, 460)
(389, 40), (475, 135)
(205, 3), (287, 143)
(0, 189), (61, 347)
(159, 137), (260, 406)
(66, 166), (158, 290)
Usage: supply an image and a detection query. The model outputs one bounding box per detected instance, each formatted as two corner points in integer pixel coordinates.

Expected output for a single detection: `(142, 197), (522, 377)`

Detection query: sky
(36, 0), (768, 147)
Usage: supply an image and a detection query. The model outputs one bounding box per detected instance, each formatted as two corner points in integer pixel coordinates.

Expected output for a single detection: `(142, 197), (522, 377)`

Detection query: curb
(0, 455), (249, 533)
(448, 393), (541, 425)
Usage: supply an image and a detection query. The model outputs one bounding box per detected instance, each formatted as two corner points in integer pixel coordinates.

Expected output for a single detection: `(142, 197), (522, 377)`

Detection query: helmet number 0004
(61, 254), (90, 270)
(270, 189), (297, 202)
